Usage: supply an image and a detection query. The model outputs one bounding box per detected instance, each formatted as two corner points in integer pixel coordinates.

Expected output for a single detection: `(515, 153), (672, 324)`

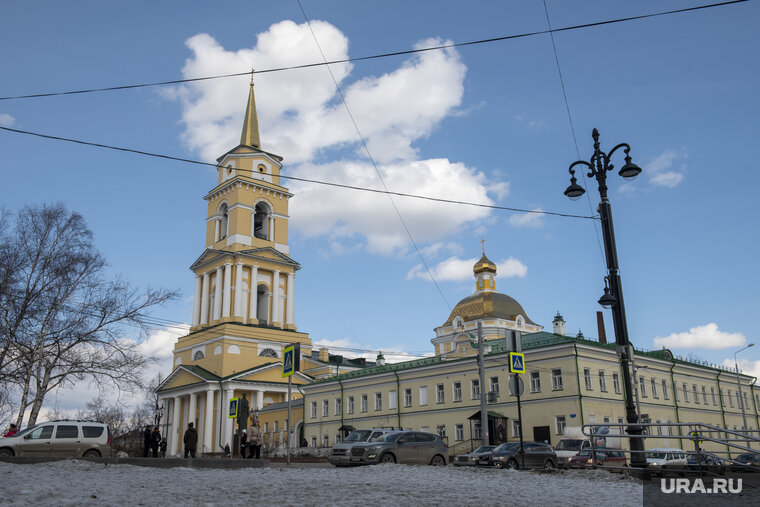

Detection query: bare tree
(0, 204), (178, 427)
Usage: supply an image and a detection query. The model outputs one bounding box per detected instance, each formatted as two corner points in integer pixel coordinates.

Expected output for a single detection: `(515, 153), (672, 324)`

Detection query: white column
(222, 263), (232, 318)
(200, 273), (210, 326)
(192, 275), (202, 326)
(272, 270), (281, 325)
(256, 391), (264, 413)
(204, 389), (214, 453)
(213, 267), (223, 321)
(249, 266), (258, 321)
(268, 215), (274, 242)
(224, 388), (235, 449)
(188, 392), (198, 429)
(214, 220), (220, 242)
(234, 262), (243, 317)
(286, 273), (295, 326)
(170, 396), (181, 457)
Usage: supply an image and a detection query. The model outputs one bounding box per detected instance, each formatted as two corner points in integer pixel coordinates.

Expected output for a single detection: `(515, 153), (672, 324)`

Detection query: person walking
(183, 422), (198, 458)
(239, 429), (248, 458)
(247, 419), (262, 459)
(142, 425), (152, 457)
(151, 426), (161, 458)
(159, 437), (167, 458)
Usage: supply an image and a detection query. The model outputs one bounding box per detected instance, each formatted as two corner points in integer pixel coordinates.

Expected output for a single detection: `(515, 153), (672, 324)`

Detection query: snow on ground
(0, 460), (641, 506)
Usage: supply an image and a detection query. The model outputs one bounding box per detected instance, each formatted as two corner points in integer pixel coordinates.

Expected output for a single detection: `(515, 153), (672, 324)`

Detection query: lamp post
(564, 128), (646, 471)
(154, 400), (165, 429)
(734, 343), (754, 437)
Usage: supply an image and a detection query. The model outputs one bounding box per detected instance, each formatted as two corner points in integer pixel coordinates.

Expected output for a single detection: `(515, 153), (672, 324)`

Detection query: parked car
(329, 428), (396, 466)
(645, 448), (688, 476)
(568, 448), (627, 472)
(481, 441), (557, 469)
(349, 430), (448, 466)
(453, 445), (495, 466)
(686, 452), (726, 475)
(730, 453), (760, 472)
(0, 420), (111, 458)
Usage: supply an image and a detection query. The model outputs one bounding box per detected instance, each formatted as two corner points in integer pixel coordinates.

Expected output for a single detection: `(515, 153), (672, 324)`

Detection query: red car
(569, 448), (627, 472)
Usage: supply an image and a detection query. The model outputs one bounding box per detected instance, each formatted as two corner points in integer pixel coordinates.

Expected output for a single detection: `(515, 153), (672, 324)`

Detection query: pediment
(189, 247), (299, 272)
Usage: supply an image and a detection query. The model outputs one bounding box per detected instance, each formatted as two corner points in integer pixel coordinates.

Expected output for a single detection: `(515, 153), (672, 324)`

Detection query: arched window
(219, 203), (229, 240)
(259, 348), (278, 358)
(193, 350), (205, 361)
(253, 202), (269, 240)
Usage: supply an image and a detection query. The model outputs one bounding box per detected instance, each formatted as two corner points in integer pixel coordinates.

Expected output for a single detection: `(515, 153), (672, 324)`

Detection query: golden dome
(443, 291), (537, 327)
(473, 253), (497, 275)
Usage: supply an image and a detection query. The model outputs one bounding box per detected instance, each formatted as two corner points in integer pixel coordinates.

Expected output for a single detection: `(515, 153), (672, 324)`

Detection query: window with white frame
(360, 394), (368, 412)
(530, 371), (541, 392)
(335, 398), (342, 415)
(389, 390), (397, 410)
(489, 377), (499, 396)
(512, 419), (521, 438)
(453, 382), (462, 402)
(603, 416), (610, 423)
(347, 396), (354, 414)
(584, 368), (592, 390)
(618, 417), (624, 424)
(310, 401), (317, 419)
(322, 400), (329, 417)
(419, 386), (428, 406)
(436, 384), (445, 403)
(639, 376), (646, 397)
(555, 416), (566, 435)
(663, 380), (669, 400)
(274, 420), (279, 432)
(404, 388), (412, 407)
(322, 435), (329, 447)
(702, 386), (708, 405)
(651, 378), (658, 398)
(712, 387), (717, 405)
(473, 421), (482, 439)
(471, 379), (480, 399)
(455, 424), (464, 441)
(693, 385), (699, 404)
(552, 369), (563, 390)
(613, 373), (621, 394)
(264, 422), (269, 432)
(683, 383), (689, 402)
(598, 370), (607, 391)
(374, 392), (382, 411)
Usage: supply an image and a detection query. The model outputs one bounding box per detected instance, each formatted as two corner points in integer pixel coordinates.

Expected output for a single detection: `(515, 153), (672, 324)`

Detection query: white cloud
(312, 339), (430, 364)
(0, 113), (15, 127)
(646, 149), (687, 188)
(407, 256), (526, 281)
(514, 113), (546, 130)
(653, 323), (746, 350)
(721, 357), (760, 379)
(509, 209), (544, 228)
(169, 21), (509, 256)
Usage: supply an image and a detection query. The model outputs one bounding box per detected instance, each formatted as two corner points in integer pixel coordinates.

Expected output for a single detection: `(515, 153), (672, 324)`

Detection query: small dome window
(259, 348), (278, 358)
(193, 350), (205, 361)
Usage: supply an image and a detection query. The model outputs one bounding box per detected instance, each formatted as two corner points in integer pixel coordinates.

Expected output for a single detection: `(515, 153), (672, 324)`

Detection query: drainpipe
(669, 362), (681, 442)
(338, 379), (345, 435)
(393, 371), (402, 430)
(717, 371), (730, 459)
(572, 344), (584, 426)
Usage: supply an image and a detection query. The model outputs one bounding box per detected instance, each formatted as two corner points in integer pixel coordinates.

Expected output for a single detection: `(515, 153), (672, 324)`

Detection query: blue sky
(2, 0), (759, 411)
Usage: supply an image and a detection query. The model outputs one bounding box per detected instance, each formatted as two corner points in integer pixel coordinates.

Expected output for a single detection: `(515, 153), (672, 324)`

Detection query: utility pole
(477, 322), (489, 447)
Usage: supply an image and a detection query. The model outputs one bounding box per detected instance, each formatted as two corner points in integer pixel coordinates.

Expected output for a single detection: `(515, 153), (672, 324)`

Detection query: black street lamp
(564, 128), (646, 472)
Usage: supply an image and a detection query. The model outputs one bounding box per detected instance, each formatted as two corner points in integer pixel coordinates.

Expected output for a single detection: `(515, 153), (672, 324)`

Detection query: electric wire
(296, 0), (451, 311)
(0, 0), (747, 102)
(541, 1), (607, 270)
(0, 125), (596, 220)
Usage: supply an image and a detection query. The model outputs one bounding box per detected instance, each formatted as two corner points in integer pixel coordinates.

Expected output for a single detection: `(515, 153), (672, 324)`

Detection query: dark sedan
(730, 453), (760, 472)
(479, 441), (557, 469)
(686, 452), (726, 475)
(453, 445), (495, 466)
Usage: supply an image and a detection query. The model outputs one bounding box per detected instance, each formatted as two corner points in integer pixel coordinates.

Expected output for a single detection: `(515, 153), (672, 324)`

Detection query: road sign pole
(287, 375), (292, 466)
(510, 331), (525, 470)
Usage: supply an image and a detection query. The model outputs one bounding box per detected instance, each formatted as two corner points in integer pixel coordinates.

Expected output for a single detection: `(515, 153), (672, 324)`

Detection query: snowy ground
(0, 460), (641, 506)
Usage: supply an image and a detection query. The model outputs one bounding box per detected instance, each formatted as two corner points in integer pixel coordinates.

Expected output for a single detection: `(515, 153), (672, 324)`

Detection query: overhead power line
(0, 0), (746, 102)
(0, 125), (596, 220)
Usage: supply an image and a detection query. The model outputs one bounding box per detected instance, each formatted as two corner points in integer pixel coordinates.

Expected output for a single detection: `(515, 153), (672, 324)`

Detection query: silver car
(453, 445), (495, 466)
(329, 429), (395, 466)
(349, 430), (448, 466)
(0, 420), (111, 458)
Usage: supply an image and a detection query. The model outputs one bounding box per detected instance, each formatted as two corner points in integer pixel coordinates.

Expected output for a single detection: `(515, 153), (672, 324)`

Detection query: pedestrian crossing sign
(282, 343), (300, 377)
(228, 398), (239, 419)
(509, 352), (525, 374)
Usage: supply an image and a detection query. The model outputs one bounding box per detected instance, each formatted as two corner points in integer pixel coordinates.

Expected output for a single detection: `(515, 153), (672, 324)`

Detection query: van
(328, 428), (395, 466)
(645, 448), (688, 476)
(0, 420), (111, 458)
(555, 426), (621, 468)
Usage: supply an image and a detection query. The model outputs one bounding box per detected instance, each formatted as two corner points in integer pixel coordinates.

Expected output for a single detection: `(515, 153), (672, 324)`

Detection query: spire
(240, 68), (262, 149)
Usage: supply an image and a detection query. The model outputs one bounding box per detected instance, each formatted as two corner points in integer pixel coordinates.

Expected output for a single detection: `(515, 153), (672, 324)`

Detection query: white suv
(645, 447), (687, 476)
(0, 420), (111, 458)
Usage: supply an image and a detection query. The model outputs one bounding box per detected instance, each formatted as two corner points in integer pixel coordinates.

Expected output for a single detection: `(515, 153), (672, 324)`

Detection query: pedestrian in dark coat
(142, 425), (152, 457)
(183, 422), (198, 458)
(151, 427), (161, 458)
(159, 437), (167, 458)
